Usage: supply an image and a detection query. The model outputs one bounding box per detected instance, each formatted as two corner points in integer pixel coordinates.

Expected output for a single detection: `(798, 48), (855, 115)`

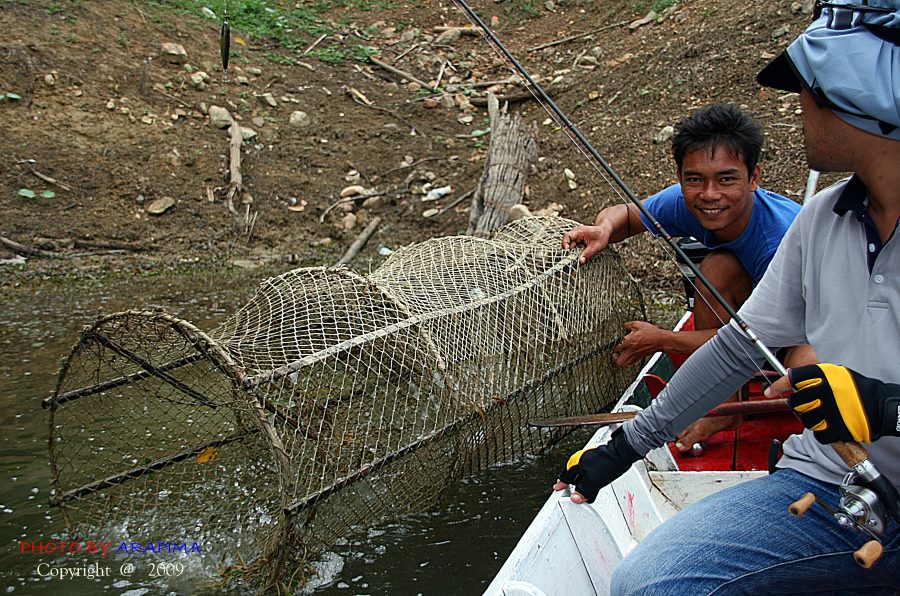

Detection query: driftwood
(0, 236), (63, 259)
(225, 121), (244, 218)
(337, 216), (382, 265)
(467, 93), (536, 237)
(219, 117), (257, 237)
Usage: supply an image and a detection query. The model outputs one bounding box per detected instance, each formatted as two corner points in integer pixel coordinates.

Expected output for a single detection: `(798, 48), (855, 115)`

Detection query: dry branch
(526, 18), (632, 52)
(0, 236), (63, 259)
(337, 216), (382, 265)
(369, 55), (434, 90)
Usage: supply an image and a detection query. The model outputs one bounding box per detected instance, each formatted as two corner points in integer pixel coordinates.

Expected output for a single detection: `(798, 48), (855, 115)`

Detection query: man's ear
(676, 168), (683, 182)
(749, 165), (761, 190)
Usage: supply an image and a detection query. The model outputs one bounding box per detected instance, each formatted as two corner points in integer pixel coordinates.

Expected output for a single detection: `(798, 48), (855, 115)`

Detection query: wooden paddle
(528, 398), (790, 428)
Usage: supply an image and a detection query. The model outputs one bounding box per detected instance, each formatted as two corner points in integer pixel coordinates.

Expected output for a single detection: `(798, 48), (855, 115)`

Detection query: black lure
(220, 18), (231, 74)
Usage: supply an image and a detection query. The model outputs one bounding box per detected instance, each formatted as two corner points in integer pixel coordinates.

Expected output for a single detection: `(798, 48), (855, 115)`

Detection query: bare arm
(562, 203), (646, 263)
(611, 321), (718, 368)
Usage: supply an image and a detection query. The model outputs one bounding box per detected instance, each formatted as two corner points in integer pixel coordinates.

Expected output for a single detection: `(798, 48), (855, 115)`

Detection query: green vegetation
(495, 0), (540, 18)
(307, 44), (345, 64)
(17, 188), (55, 199)
(634, 0), (677, 15)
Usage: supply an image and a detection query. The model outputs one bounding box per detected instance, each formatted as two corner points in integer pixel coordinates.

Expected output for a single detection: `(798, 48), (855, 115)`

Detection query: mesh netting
(46, 216), (644, 588)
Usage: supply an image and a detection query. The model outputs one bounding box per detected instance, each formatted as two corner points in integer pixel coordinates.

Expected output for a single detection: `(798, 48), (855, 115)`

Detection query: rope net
(46, 216), (644, 587)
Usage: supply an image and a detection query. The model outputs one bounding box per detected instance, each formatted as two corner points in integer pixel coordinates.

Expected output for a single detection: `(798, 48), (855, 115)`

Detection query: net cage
(45, 216), (645, 588)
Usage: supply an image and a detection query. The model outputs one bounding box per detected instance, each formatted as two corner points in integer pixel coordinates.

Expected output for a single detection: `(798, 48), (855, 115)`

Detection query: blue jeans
(610, 468), (900, 595)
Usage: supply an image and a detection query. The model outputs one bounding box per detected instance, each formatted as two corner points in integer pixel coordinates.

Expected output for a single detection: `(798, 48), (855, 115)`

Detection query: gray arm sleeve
(622, 321), (777, 456)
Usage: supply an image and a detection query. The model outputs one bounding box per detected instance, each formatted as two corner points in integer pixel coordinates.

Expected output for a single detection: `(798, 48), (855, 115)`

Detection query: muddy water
(0, 268), (586, 595)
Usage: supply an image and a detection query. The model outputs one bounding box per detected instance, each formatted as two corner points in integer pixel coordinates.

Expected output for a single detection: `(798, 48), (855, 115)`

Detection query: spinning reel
(789, 444), (900, 569)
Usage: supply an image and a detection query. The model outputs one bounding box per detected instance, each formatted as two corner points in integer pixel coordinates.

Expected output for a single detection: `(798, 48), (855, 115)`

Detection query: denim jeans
(610, 468), (900, 595)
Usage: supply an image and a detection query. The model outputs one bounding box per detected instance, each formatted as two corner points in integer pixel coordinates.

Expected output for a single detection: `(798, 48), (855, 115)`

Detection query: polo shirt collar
(832, 175), (869, 219)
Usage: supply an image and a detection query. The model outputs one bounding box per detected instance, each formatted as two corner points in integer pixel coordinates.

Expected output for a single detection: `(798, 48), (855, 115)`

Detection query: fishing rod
(448, 0), (898, 564)
(451, 0), (783, 374)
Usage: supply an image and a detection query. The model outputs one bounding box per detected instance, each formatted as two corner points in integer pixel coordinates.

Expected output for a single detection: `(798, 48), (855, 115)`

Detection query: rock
(247, 67), (262, 76)
(772, 25), (790, 38)
(535, 202), (564, 217)
(208, 105), (232, 128)
(564, 168), (576, 180)
(508, 204), (532, 220)
(439, 94), (455, 109)
(252, 116), (265, 127)
(260, 93), (277, 107)
(340, 185), (366, 198)
(435, 28), (461, 44)
(424, 185), (452, 201)
(236, 76), (250, 85)
(653, 125), (675, 144)
(239, 127), (257, 141)
(423, 97), (440, 109)
(455, 93), (474, 111)
(189, 72), (206, 88)
(160, 42), (188, 64)
(289, 111), (310, 127)
(106, 99), (117, 110)
(146, 196), (176, 215)
(342, 212), (357, 231)
(422, 208), (440, 218)
(44, 73), (56, 86)
(629, 10), (657, 29)
(362, 196), (381, 209)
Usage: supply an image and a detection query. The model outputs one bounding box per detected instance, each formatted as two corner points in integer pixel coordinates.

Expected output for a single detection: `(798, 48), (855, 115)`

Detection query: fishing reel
(789, 471), (891, 568)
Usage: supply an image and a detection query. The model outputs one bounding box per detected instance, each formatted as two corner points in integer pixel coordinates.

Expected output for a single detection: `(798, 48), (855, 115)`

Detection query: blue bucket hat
(757, 0), (900, 139)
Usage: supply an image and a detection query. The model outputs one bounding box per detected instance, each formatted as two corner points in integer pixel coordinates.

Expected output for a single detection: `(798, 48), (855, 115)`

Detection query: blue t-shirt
(639, 183), (801, 283)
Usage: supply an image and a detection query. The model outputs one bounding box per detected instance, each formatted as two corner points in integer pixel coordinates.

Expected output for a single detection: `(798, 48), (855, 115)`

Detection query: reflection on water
(0, 267), (587, 594)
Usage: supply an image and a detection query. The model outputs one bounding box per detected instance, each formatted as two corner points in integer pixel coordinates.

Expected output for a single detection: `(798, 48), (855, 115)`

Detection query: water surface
(0, 267), (589, 595)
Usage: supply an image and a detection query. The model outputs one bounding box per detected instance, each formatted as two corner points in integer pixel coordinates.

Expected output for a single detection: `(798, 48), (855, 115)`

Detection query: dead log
(467, 93), (536, 238)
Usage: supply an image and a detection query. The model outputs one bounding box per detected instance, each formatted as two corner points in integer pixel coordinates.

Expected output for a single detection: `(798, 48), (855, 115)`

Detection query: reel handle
(854, 540), (883, 569)
(788, 492), (816, 516)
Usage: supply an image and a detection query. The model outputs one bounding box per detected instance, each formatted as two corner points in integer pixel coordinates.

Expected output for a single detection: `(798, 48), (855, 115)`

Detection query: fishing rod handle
(832, 441), (869, 468)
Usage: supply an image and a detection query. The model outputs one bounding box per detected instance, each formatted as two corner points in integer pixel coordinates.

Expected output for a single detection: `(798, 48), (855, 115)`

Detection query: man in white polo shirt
(553, 2), (900, 592)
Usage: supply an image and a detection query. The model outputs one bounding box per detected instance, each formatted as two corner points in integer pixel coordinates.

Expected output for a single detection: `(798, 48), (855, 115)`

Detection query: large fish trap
(45, 217), (645, 587)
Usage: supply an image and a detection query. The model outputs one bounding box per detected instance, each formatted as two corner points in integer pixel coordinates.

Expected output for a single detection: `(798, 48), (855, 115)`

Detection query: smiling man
(562, 103), (803, 449)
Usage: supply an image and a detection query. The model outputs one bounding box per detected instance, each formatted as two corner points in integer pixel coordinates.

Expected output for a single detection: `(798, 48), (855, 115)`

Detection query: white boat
(486, 313), (799, 596)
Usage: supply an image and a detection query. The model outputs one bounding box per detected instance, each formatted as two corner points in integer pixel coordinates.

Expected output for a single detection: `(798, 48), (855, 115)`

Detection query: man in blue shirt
(562, 103), (805, 449)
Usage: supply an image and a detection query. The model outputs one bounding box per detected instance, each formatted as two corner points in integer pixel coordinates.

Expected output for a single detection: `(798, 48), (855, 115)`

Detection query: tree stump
(467, 93), (537, 237)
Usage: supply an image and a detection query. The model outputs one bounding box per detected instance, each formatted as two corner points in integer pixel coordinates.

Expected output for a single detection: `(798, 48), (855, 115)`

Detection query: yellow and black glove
(557, 427), (641, 503)
(788, 364), (900, 444)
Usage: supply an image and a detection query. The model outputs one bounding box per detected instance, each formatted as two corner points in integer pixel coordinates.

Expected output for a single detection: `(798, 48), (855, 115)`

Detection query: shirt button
(869, 243), (876, 252)
(874, 274), (884, 284)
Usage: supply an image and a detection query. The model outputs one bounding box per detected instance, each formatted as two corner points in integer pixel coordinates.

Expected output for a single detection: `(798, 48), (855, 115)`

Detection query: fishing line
(448, 0), (783, 379)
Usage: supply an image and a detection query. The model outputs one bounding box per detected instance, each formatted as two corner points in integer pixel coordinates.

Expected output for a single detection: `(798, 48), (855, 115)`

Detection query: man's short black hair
(671, 103), (764, 179)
